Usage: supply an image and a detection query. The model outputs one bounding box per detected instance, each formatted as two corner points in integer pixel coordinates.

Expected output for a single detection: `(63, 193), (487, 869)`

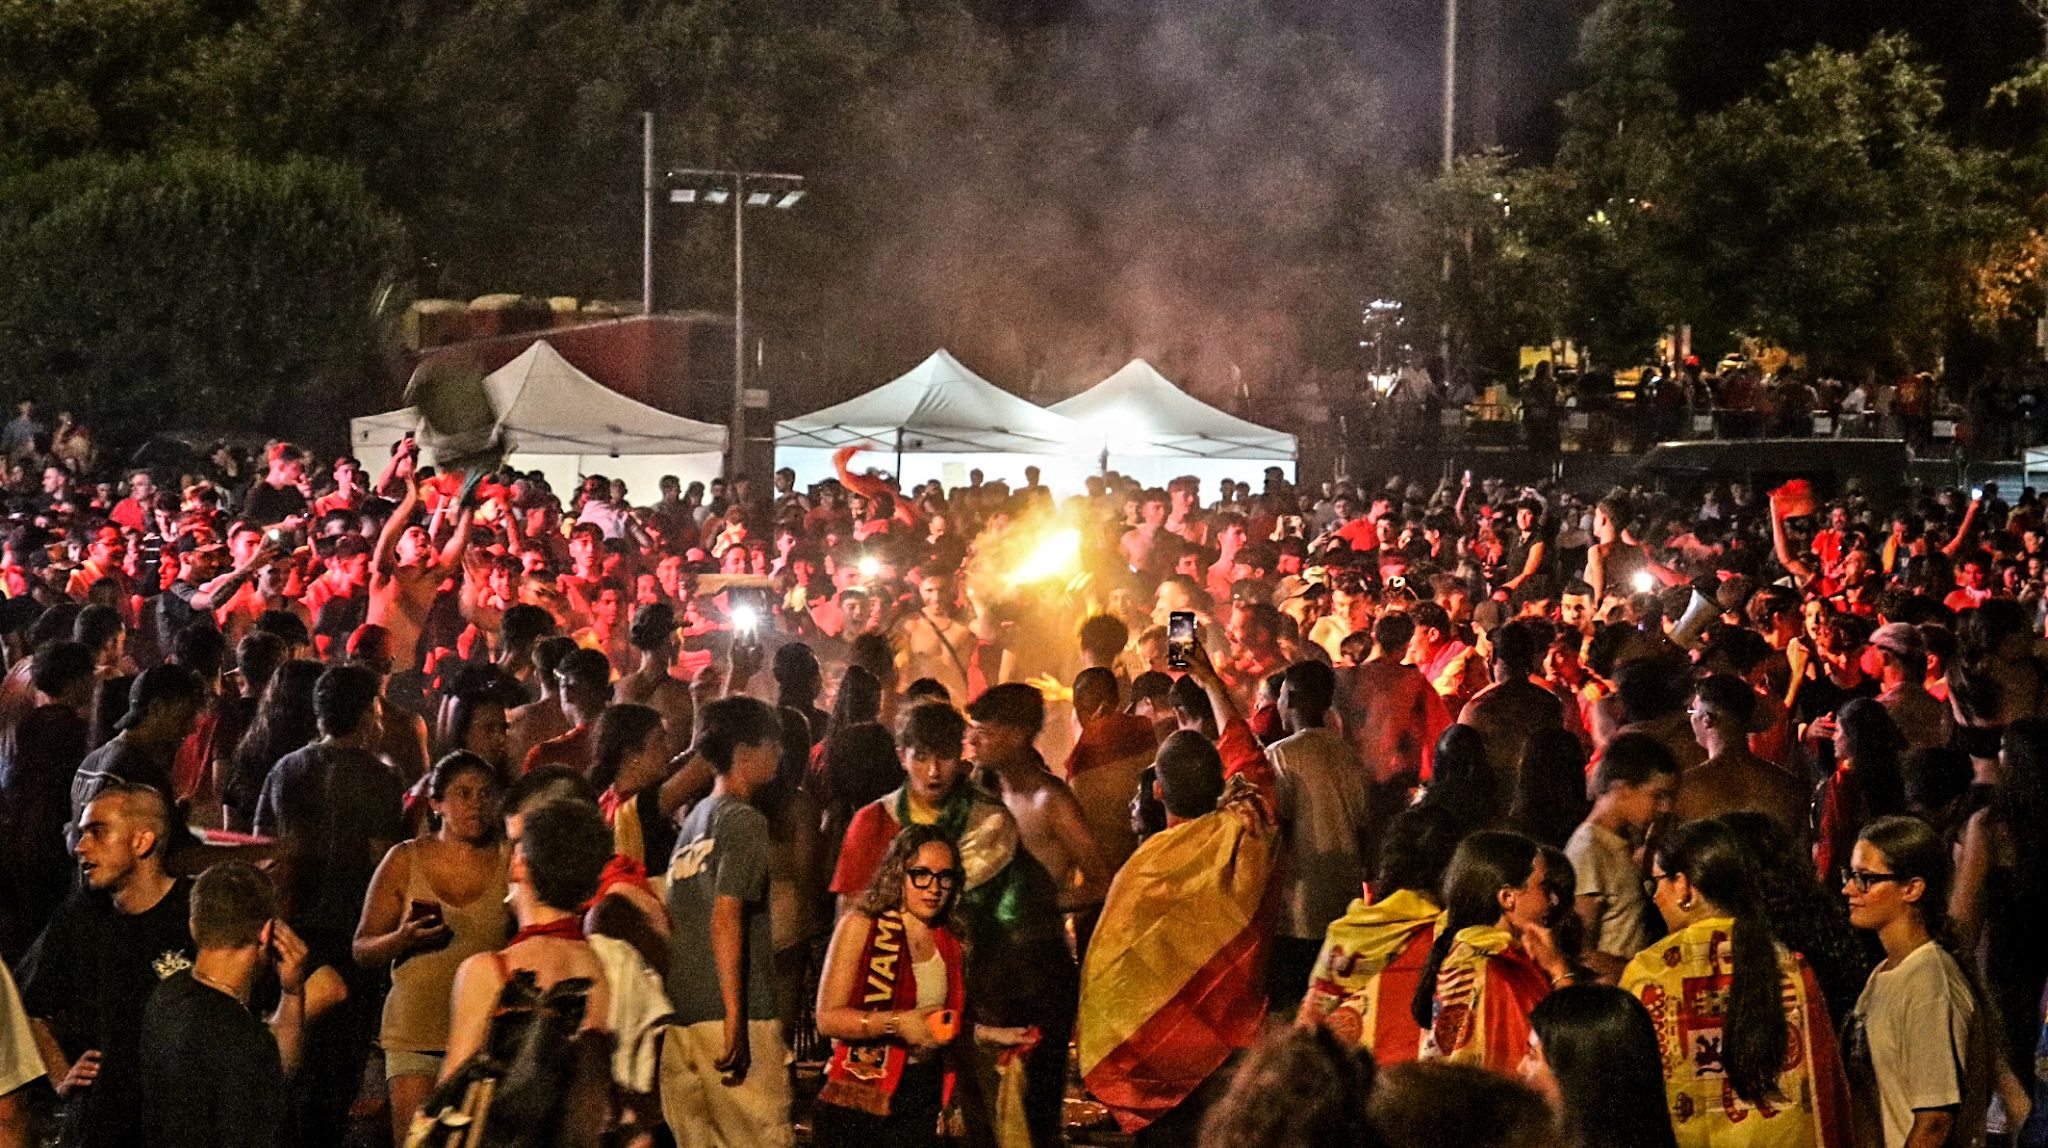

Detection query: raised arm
(372, 480), (419, 579)
(191, 538), (279, 611)
(1771, 503), (1814, 584)
(431, 485), (476, 577)
(1940, 493), (1983, 559)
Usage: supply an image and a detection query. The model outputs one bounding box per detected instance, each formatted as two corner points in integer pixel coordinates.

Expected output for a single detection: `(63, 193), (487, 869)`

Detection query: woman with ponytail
(1410, 830), (1572, 1075)
(1625, 819), (1852, 1148)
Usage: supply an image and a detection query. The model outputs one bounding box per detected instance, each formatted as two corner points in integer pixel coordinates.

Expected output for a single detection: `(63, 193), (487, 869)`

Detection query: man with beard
(17, 784), (196, 1148)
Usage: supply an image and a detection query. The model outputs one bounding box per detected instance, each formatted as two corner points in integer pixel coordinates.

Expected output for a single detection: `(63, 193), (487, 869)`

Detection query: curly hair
(852, 825), (963, 934)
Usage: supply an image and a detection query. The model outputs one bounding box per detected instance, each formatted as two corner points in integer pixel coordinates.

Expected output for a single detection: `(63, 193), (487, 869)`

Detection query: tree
(1653, 34), (2001, 369)
(0, 150), (405, 436)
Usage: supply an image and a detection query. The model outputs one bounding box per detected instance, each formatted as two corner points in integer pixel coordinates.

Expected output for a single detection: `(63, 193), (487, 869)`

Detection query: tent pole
(894, 429), (904, 483)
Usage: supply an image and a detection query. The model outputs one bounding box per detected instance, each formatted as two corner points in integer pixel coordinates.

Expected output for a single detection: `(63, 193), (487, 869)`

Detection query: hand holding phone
(1168, 611), (1196, 668)
(403, 899), (450, 948)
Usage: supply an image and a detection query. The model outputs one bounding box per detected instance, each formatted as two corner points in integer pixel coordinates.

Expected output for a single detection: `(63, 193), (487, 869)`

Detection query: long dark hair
(1717, 811), (1871, 1024)
(1996, 717), (2048, 909)
(1652, 819), (1785, 1105)
(1421, 723), (1501, 836)
(1530, 986), (1679, 1148)
(1836, 697), (1905, 818)
(589, 703), (664, 793)
(1510, 727), (1590, 849)
(829, 665), (883, 736)
(1412, 830), (1541, 1029)
(226, 658), (325, 811)
(817, 721), (900, 816)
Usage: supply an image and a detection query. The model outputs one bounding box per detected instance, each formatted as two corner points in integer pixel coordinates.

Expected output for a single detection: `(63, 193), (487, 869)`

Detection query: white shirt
(1565, 819), (1652, 959)
(1850, 939), (1986, 1148)
(0, 961), (43, 1097)
(1268, 727), (1370, 939)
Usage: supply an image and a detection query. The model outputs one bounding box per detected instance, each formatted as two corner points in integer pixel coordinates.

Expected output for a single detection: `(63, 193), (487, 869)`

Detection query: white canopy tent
(351, 340), (727, 500)
(776, 349), (1095, 491)
(1051, 358), (1298, 490)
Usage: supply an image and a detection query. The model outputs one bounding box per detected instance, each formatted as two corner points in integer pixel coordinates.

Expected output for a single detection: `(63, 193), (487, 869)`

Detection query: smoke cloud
(803, 0), (1403, 413)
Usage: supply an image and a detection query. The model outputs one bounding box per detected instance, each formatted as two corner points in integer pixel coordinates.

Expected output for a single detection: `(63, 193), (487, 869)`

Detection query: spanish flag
(1076, 777), (1277, 1133)
(1299, 889), (1441, 1063)
(1419, 925), (1552, 1077)
(1622, 918), (1851, 1148)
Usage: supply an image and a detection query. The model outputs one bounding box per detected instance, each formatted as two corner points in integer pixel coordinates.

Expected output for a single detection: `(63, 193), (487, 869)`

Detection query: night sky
(1075, 0), (2046, 164)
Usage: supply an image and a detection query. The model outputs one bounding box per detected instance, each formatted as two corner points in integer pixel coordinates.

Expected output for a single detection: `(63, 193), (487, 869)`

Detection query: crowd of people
(1, 400), (2046, 1148)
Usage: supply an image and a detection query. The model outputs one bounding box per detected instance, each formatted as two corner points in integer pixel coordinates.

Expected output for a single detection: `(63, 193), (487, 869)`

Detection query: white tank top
(913, 949), (947, 1011)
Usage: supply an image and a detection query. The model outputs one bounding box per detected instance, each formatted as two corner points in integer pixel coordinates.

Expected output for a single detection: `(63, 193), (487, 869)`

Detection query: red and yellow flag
(1622, 918), (1851, 1148)
(1300, 889), (1441, 1062)
(1077, 779), (1276, 1133)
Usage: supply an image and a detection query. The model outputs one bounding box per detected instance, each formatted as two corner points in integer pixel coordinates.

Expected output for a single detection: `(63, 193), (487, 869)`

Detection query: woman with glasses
(1410, 830), (1573, 1075)
(1842, 816), (1988, 1148)
(812, 825), (1029, 1146)
(1625, 818), (1852, 1148)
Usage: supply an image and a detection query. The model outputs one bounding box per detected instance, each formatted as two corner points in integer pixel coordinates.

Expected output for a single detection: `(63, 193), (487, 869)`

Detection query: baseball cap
(171, 531), (226, 556)
(1870, 622), (1924, 659)
(116, 664), (208, 731)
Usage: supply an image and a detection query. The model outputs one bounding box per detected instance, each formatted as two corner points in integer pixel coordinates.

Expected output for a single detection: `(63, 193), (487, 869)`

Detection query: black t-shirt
(17, 880), (195, 1148)
(254, 743), (404, 950)
(1793, 671), (1881, 739)
(68, 734), (190, 850)
(0, 704), (91, 942)
(311, 587), (367, 647)
(140, 972), (285, 1148)
(240, 482), (306, 527)
(155, 580), (208, 641)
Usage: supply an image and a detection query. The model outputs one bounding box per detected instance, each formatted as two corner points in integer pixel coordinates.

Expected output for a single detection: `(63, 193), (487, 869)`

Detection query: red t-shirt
(829, 800), (905, 898)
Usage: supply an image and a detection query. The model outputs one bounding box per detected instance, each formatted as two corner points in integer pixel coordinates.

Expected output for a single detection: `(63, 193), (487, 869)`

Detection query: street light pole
(1440, 0), (1458, 396)
(665, 167), (805, 482)
(732, 172), (746, 482)
(641, 112), (655, 315)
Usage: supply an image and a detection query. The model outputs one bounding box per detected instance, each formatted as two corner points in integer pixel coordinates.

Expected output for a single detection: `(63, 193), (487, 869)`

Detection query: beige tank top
(379, 840), (511, 1053)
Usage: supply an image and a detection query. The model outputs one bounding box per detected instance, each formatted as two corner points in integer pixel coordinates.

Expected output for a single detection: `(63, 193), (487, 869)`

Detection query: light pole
(667, 166), (806, 479)
(1440, 0), (1457, 398)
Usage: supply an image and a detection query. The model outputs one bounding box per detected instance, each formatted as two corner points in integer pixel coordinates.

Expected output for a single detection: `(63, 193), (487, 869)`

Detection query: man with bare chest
(966, 683), (1111, 917)
(891, 574), (976, 700)
(366, 478), (472, 671)
(962, 682), (1096, 1147)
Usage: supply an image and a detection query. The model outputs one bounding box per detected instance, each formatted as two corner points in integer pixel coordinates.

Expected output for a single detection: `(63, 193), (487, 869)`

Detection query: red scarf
(508, 915), (585, 947)
(819, 910), (965, 1117)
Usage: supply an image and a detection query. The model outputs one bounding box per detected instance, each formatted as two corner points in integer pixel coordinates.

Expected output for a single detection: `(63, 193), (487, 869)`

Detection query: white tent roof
(1051, 359), (1297, 460)
(776, 349), (1086, 456)
(351, 340), (726, 460)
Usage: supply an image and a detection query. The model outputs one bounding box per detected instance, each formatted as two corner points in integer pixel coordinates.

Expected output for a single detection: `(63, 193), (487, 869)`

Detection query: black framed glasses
(906, 867), (961, 891)
(1843, 869), (1902, 892)
(1642, 871), (1676, 899)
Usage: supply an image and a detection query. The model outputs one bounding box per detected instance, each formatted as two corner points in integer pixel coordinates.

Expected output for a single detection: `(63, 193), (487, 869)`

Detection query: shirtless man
(892, 574), (976, 701)
(1164, 477), (1209, 550)
(367, 477), (472, 671)
(1119, 489), (1181, 577)
(615, 602), (693, 755)
(965, 683), (1109, 916)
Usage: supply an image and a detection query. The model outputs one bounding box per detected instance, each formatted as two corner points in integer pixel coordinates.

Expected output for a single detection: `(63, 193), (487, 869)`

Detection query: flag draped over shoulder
(1419, 924), (1552, 1076)
(1076, 777), (1276, 1133)
(1300, 889), (1441, 1062)
(1621, 918), (1851, 1148)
